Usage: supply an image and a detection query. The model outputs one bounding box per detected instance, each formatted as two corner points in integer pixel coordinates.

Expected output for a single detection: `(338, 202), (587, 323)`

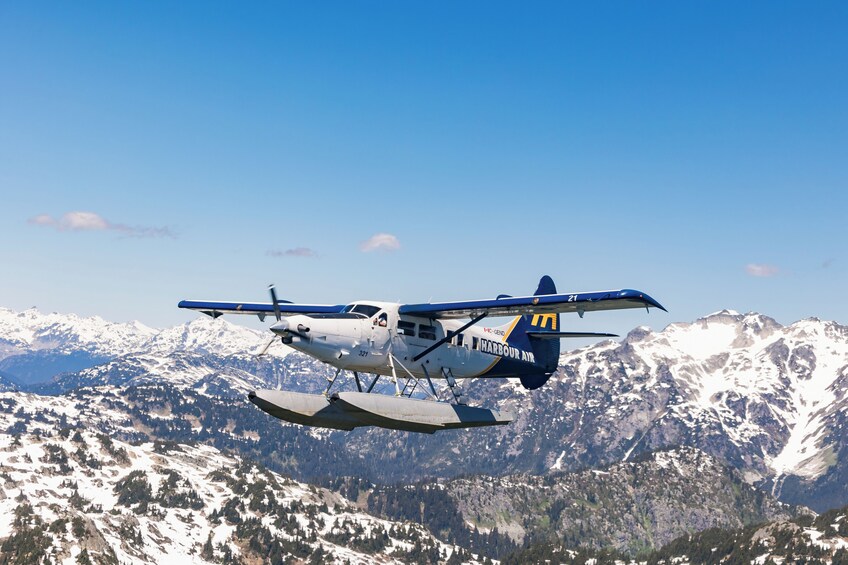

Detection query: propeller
(256, 335), (276, 357)
(269, 284), (282, 322)
(257, 284), (282, 357)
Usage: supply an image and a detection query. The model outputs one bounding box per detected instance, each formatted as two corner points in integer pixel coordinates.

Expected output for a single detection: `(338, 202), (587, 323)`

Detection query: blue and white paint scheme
(178, 276), (665, 432)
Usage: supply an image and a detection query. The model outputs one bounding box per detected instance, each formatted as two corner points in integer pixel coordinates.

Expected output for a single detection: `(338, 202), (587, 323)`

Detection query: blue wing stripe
(399, 289), (666, 319)
(178, 300), (344, 315)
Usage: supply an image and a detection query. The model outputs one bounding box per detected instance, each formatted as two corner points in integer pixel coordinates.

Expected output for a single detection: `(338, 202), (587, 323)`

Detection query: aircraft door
(369, 311), (391, 356)
(452, 330), (469, 367)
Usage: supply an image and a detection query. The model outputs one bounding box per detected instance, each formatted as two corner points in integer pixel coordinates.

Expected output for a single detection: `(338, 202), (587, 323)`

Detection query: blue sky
(1, 2), (846, 334)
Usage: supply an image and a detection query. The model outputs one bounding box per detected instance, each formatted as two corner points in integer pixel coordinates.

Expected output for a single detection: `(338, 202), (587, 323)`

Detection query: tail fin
(527, 275), (560, 368)
(504, 275), (560, 390)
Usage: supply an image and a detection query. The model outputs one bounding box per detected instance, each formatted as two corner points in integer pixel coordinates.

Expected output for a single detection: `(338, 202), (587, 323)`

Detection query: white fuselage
(271, 301), (538, 380)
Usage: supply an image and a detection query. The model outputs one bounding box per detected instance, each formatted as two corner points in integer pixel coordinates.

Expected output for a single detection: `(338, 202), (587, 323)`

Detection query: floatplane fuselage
(276, 301), (550, 381)
(179, 276), (665, 433)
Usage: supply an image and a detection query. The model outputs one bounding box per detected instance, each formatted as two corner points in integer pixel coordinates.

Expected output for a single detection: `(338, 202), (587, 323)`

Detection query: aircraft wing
(398, 289), (666, 320)
(177, 300), (344, 319)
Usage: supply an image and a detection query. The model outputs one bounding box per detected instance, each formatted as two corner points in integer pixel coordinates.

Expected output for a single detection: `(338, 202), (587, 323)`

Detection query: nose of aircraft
(270, 316), (311, 336)
(270, 319), (289, 334)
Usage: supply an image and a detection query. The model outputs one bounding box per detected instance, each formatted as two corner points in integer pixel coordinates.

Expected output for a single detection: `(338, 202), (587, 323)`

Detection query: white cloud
(359, 233), (401, 252)
(28, 211), (174, 238)
(267, 247), (316, 258)
(745, 263), (779, 277)
(57, 211), (110, 231)
(28, 214), (56, 226)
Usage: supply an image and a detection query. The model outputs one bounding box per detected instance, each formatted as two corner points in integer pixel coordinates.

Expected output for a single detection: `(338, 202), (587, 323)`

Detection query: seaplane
(178, 276), (665, 433)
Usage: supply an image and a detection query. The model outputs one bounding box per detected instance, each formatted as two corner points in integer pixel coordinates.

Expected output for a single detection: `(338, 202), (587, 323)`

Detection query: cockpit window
(342, 304), (381, 318)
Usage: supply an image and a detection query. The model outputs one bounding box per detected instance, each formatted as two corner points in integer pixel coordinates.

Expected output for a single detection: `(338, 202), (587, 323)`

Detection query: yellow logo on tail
(531, 313), (557, 330)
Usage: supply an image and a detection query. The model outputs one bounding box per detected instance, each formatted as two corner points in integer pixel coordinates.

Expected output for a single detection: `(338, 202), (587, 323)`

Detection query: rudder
(526, 275), (560, 373)
(504, 275), (560, 390)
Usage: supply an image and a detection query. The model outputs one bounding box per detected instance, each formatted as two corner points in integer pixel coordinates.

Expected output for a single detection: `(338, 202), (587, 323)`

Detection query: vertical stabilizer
(526, 274), (560, 370)
(503, 276), (561, 390)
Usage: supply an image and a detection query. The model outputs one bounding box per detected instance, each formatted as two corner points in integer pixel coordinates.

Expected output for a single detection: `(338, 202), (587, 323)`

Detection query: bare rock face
(443, 447), (804, 553)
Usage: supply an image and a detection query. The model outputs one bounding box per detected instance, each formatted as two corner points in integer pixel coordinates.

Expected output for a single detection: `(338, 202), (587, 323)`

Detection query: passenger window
(456, 333), (464, 347)
(472, 337), (479, 350)
(397, 320), (416, 336)
(419, 325), (437, 340)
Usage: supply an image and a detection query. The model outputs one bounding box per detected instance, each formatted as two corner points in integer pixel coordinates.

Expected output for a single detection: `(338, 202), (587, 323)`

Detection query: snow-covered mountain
(0, 308), (289, 388)
(545, 310), (848, 508)
(0, 307), (292, 361)
(2, 306), (848, 512)
(0, 388), (807, 561)
(142, 317), (289, 358)
(324, 311), (848, 511)
(606, 310), (847, 480)
(2, 305), (848, 561)
(0, 426), (480, 564)
(0, 307), (156, 359)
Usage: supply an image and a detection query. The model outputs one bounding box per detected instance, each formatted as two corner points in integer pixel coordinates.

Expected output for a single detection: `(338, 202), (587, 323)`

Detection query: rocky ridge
(365, 447), (803, 554)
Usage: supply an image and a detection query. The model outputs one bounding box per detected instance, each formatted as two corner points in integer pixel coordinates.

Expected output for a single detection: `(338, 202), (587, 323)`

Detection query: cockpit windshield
(341, 304), (381, 318)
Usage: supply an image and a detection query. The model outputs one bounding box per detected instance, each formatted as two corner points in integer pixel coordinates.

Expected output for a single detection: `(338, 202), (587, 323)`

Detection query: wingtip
(621, 289), (667, 313)
(650, 295), (668, 312)
(644, 294), (668, 312)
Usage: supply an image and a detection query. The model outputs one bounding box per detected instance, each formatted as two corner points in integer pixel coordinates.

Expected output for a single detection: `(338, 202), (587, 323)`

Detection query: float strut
(325, 368), (342, 396)
(421, 364), (439, 399)
(365, 374), (380, 393)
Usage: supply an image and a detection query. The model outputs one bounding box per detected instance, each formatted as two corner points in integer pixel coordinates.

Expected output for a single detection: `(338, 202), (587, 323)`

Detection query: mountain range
(1, 305), (848, 562)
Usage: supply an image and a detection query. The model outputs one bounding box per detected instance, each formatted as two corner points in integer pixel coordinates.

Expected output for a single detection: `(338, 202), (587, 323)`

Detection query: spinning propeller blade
(256, 284), (283, 357)
(256, 335), (277, 357)
(268, 284), (282, 322)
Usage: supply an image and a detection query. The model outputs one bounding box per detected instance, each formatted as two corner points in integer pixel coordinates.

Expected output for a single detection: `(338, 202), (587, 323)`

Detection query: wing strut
(411, 313), (487, 362)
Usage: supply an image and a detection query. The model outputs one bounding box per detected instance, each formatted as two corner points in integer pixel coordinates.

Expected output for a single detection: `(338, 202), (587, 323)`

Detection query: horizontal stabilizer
(526, 331), (618, 339)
